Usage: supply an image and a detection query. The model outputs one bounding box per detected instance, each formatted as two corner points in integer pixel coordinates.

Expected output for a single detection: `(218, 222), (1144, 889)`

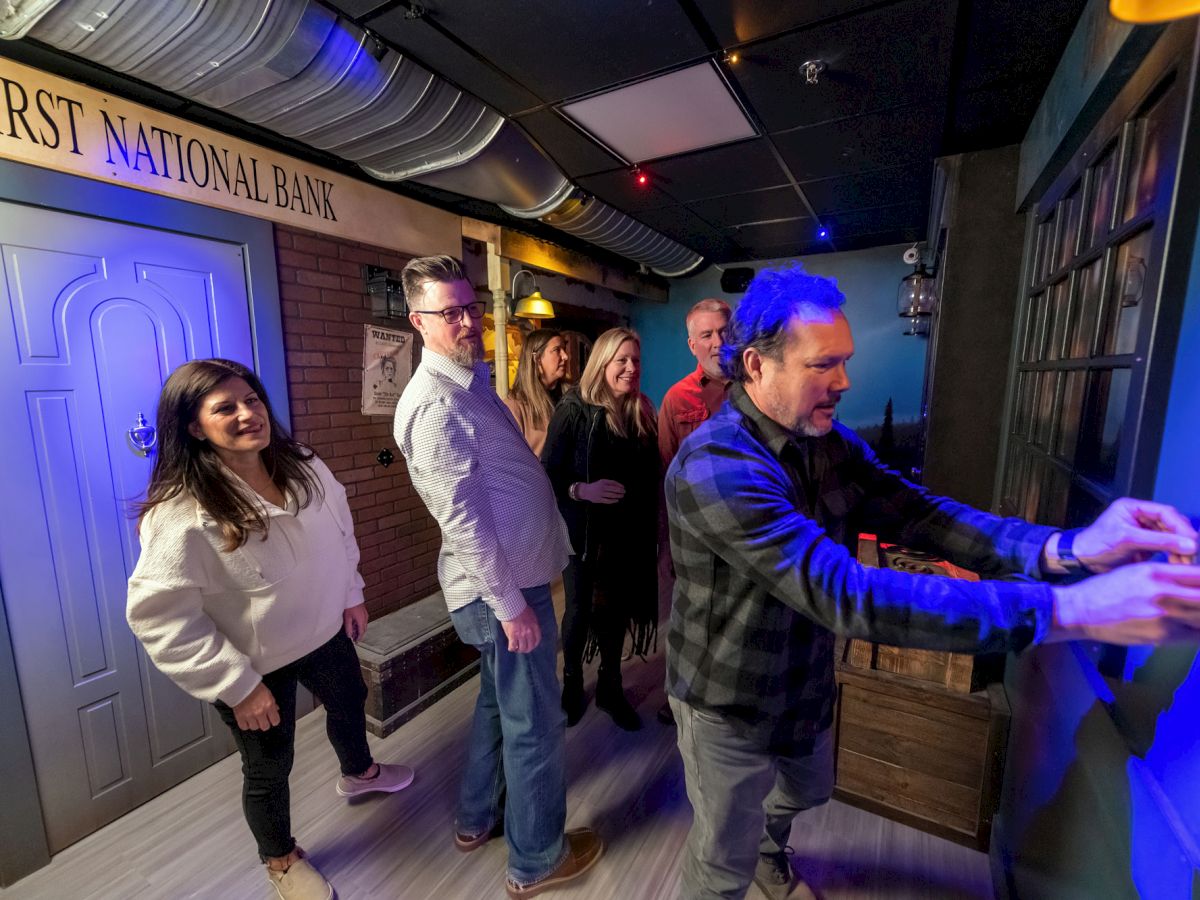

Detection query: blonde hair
(579, 327), (656, 440)
(509, 328), (564, 431)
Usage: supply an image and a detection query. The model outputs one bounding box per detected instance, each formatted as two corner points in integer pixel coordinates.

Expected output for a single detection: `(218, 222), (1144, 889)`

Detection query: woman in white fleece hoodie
(126, 358), (413, 900)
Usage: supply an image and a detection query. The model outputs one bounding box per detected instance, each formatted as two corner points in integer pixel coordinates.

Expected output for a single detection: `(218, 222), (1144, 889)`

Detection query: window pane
(1023, 454), (1044, 522)
(1058, 186), (1083, 270)
(1040, 212), (1058, 284)
(1101, 229), (1152, 356)
(1034, 370), (1059, 449)
(1123, 85), (1172, 223)
(1012, 371), (1032, 438)
(1069, 257), (1104, 358)
(1085, 145), (1118, 250)
(1056, 370), (1087, 463)
(1003, 440), (1024, 508)
(1024, 293), (1046, 362)
(1046, 280), (1070, 361)
(1077, 368), (1131, 485)
(1030, 220), (1046, 289)
(1039, 463), (1070, 526)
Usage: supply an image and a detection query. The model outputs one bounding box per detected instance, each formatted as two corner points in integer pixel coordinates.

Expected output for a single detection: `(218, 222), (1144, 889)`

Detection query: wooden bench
(355, 591), (480, 737)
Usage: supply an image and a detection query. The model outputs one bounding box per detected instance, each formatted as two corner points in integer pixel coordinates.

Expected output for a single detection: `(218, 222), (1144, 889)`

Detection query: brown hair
(509, 328), (565, 432)
(137, 359), (320, 551)
(401, 255), (468, 309)
(578, 327), (656, 440)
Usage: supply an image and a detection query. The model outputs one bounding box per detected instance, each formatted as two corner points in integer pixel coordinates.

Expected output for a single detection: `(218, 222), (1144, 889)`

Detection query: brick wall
(274, 223), (440, 618)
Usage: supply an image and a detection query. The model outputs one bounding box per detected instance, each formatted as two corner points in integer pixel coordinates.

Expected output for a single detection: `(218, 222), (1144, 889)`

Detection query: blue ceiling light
(816, 225), (830, 241)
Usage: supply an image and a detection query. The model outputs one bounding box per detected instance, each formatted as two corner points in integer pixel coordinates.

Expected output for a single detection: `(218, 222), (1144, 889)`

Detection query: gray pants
(670, 697), (834, 900)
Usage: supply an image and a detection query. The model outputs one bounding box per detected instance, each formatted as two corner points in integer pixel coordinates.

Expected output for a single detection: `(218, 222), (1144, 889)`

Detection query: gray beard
(797, 419), (832, 438)
(449, 338), (482, 368)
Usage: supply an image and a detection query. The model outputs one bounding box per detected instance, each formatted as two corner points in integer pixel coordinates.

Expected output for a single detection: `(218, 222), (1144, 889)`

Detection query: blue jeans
(449, 584), (567, 884)
(670, 697), (834, 900)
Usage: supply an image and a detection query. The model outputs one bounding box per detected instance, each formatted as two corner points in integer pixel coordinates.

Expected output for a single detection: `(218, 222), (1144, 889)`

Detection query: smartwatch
(1056, 529), (1086, 572)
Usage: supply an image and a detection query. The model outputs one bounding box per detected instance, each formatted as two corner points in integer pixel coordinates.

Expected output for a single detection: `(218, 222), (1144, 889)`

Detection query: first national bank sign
(0, 57), (460, 255)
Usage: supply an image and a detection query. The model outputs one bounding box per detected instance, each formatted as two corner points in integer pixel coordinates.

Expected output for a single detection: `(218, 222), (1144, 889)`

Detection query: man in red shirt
(656, 297), (732, 726)
(658, 298), (733, 465)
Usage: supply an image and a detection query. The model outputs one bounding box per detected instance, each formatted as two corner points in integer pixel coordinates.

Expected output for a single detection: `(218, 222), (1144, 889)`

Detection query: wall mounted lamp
(365, 264), (406, 318)
(511, 269), (555, 319)
(1109, 0), (1200, 21)
(897, 245), (937, 336)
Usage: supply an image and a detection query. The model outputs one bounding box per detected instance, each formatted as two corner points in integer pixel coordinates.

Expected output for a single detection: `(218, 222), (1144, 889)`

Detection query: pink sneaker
(335, 762), (414, 797)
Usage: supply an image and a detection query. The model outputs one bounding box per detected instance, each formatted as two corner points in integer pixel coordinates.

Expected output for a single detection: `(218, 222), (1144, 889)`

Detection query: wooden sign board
(0, 57), (461, 258)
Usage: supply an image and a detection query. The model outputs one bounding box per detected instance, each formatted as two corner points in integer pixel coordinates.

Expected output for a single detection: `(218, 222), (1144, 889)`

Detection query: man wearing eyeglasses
(393, 255), (603, 899)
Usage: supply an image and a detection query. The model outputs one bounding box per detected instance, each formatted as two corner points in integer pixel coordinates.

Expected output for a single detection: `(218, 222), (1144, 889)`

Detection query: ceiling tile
(369, 0), (708, 105)
(633, 138), (791, 203)
(687, 186), (809, 226)
(729, 216), (819, 250)
(693, 0), (887, 46)
(823, 202), (928, 237)
(955, 0), (1088, 92)
(740, 240), (829, 260)
(576, 169), (680, 213)
(800, 164), (933, 216)
(364, 14), (543, 114)
(728, 0), (954, 133)
(832, 227), (926, 253)
(947, 81), (1046, 154)
(626, 204), (747, 259)
(516, 110), (625, 178)
(772, 105), (939, 182)
(560, 63), (756, 163)
(326, 0), (390, 17)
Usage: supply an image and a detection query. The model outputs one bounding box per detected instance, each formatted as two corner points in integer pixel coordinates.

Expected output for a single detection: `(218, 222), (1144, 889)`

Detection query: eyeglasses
(411, 300), (486, 325)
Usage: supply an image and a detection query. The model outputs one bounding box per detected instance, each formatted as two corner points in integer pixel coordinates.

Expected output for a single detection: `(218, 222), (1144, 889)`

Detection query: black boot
(561, 671), (587, 727)
(595, 668), (642, 731)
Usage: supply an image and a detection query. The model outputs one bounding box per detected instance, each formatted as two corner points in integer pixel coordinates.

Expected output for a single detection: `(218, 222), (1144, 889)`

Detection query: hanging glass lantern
(897, 262), (938, 319)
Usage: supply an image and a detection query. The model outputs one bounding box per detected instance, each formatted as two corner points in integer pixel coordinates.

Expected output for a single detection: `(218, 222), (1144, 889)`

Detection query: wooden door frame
(0, 158), (286, 886)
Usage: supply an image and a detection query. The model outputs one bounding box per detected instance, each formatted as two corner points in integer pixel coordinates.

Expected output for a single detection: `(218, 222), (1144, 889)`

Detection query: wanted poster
(362, 324), (413, 416)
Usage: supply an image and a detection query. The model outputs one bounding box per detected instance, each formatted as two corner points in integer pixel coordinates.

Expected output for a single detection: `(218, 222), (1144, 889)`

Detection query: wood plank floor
(1, 650), (993, 900)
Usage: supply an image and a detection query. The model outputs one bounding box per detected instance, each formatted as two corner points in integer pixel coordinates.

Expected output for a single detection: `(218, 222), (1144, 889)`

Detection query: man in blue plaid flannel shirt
(664, 263), (1200, 900)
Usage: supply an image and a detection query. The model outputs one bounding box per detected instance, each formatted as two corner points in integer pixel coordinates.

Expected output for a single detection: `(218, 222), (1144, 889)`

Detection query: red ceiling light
(634, 168), (649, 187)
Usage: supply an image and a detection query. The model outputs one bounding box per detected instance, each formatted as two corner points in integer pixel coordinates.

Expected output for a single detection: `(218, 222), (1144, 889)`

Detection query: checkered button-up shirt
(394, 349), (571, 621)
(665, 383), (1056, 754)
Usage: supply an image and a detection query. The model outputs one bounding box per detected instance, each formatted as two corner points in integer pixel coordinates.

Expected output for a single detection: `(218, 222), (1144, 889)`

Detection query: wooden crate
(831, 534), (1010, 849)
(833, 667), (1010, 849)
(843, 535), (995, 693)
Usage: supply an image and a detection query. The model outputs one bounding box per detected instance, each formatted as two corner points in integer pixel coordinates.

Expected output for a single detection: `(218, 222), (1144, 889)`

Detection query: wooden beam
(462, 217), (669, 304)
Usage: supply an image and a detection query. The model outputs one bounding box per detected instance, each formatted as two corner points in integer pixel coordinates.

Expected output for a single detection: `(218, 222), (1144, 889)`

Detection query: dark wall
(922, 146), (1025, 510)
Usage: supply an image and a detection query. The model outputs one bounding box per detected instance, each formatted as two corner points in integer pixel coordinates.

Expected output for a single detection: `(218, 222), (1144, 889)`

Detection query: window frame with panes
(997, 25), (1195, 530)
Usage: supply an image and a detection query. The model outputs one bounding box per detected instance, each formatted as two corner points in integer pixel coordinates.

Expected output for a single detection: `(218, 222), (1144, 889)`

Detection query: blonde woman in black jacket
(541, 327), (659, 731)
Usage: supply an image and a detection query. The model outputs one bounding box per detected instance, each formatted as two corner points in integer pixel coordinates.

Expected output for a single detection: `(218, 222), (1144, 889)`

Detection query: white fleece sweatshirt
(126, 456), (366, 707)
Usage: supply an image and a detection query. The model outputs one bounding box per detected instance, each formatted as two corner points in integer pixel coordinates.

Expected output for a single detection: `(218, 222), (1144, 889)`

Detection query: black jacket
(540, 388), (659, 563)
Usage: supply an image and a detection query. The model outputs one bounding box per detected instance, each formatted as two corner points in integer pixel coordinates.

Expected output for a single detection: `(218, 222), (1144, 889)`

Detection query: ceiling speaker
(720, 267), (754, 294)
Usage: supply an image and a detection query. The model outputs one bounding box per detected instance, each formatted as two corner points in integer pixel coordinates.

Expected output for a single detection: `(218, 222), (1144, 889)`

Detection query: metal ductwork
(2, 0), (704, 278)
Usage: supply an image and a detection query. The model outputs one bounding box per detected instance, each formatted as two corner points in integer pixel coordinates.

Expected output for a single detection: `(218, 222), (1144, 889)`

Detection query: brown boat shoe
(504, 827), (604, 898)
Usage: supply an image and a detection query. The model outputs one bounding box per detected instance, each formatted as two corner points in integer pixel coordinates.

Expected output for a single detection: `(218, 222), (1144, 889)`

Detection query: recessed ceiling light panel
(561, 62), (757, 164)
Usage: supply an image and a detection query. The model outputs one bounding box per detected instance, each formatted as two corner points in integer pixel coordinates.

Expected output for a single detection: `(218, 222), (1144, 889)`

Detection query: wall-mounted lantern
(365, 264), (406, 319)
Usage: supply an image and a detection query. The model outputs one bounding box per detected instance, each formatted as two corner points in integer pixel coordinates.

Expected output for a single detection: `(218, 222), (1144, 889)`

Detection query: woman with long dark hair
(126, 358), (413, 900)
(504, 328), (568, 456)
(541, 328), (659, 731)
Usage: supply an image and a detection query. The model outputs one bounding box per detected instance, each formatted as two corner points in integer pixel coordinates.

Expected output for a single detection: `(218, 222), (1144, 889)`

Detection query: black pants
(214, 629), (372, 860)
(561, 555), (627, 681)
